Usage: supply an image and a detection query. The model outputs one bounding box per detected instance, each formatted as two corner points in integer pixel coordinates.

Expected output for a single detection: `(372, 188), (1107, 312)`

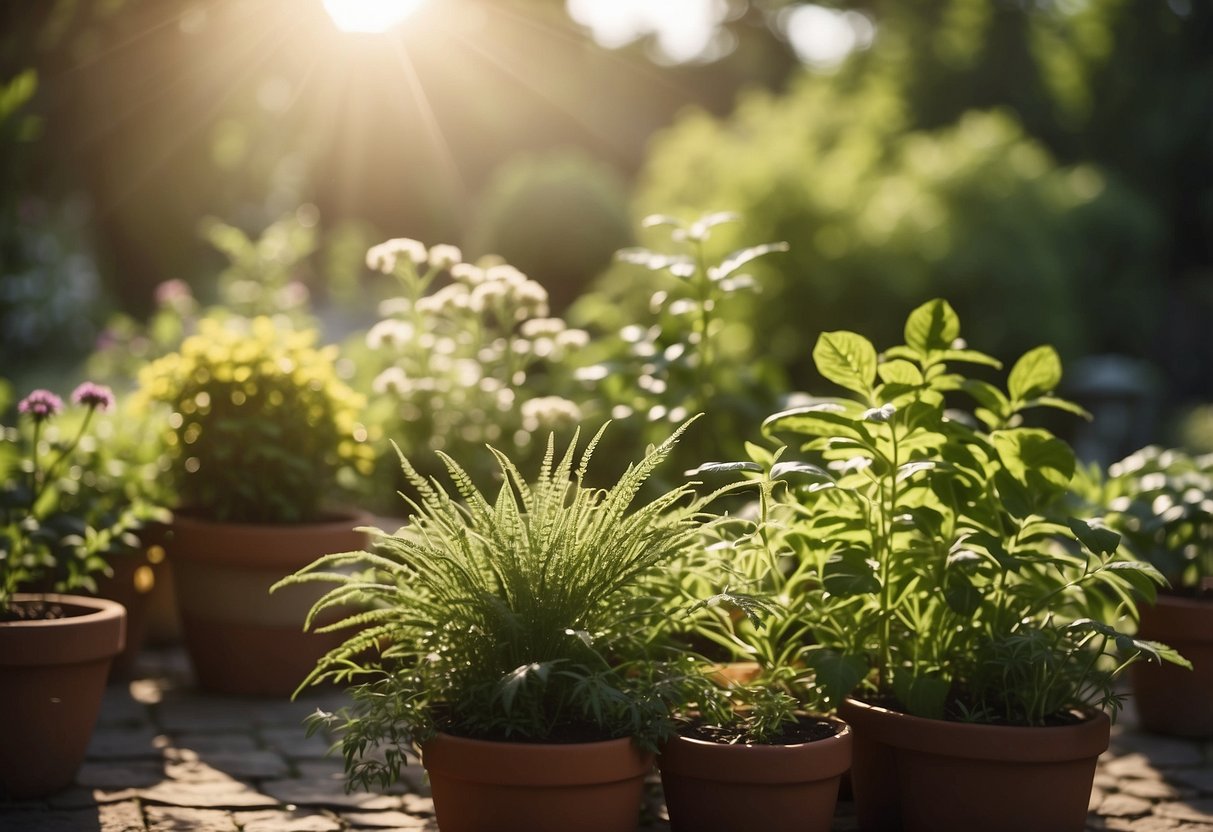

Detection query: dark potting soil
(0, 599), (67, 623)
(679, 714), (839, 746)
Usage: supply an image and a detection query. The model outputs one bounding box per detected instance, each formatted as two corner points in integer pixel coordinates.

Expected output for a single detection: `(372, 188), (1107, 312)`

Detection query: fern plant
(274, 419), (720, 792)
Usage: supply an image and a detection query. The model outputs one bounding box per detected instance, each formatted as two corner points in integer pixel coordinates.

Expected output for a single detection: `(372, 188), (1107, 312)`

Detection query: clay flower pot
(1131, 593), (1213, 737)
(658, 716), (852, 832)
(0, 594), (126, 798)
(421, 732), (653, 832)
(839, 697), (1110, 832)
(168, 510), (368, 697)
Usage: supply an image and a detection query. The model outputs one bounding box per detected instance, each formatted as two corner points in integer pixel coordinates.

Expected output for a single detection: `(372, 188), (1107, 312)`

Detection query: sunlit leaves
(1008, 345), (1063, 402)
(813, 331), (877, 399)
(904, 298), (960, 356)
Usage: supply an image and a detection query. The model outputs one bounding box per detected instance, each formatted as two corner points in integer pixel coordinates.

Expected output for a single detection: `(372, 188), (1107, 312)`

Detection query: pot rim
(1139, 592), (1213, 642)
(421, 732), (653, 787)
(839, 696), (1110, 763)
(167, 509), (373, 568)
(659, 716), (853, 784)
(0, 593), (126, 667)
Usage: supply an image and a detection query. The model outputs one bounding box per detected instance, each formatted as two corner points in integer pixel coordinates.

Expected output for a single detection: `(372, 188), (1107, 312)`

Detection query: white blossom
(428, 244), (463, 269)
(372, 367), (409, 396)
(521, 396), (583, 433)
(520, 318), (566, 338)
(366, 319), (413, 350)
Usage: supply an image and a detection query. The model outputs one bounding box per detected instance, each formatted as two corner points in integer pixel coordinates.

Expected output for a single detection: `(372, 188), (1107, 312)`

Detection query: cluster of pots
(3, 511), (1211, 832)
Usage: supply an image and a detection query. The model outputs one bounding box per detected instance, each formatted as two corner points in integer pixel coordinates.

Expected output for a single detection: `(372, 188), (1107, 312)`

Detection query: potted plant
(762, 299), (1187, 832)
(274, 421), (717, 832)
(137, 314), (372, 696)
(0, 382), (133, 798)
(1087, 446), (1213, 736)
(655, 451), (852, 832)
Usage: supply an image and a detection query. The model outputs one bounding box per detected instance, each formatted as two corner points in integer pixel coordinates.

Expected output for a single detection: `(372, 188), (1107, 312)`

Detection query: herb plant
(572, 212), (789, 481)
(274, 420), (719, 791)
(1083, 446), (1213, 595)
(762, 299), (1187, 726)
(0, 383), (157, 614)
(665, 448), (832, 744)
(137, 315), (371, 524)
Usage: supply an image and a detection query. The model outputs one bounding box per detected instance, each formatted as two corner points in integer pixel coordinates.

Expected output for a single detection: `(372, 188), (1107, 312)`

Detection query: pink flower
(17, 389), (63, 422)
(71, 382), (115, 412)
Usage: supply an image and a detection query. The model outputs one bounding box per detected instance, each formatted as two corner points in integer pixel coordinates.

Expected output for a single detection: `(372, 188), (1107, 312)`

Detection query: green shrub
(618, 72), (1162, 384)
(137, 315), (371, 524)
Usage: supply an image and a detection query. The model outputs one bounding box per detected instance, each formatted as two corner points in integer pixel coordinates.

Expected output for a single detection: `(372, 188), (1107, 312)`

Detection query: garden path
(1, 648), (1210, 831)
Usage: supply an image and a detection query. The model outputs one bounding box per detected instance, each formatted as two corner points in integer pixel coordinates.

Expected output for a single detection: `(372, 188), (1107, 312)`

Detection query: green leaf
(813, 331), (878, 399)
(877, 359), (924, 386)
(893, 673), (949, 720)
(992, 428), (1076, 492)
(934, 349), (1003, 369)
(770, 461), (832, 481)
(1024, 395), (1092, 421)
(904, 299), (960, 356)
(806, 649), (869, 707)
(710, 242), (789, 281)
(685, 461), (762, 476)
(763, 403), (869, 442)
(1066, 518), (1121, 556)
(823, 549), (881, 597)
(1008, 346), (1062, 402)
(993, 470), (1033, 519)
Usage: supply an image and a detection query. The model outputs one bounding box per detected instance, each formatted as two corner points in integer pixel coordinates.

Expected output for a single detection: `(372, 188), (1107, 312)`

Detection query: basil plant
(762, 299), (1188, 726)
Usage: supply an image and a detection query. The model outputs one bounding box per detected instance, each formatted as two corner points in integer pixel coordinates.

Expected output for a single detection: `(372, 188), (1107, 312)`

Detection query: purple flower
(17, 389), (64, 422)
(71, 382), (115, 412)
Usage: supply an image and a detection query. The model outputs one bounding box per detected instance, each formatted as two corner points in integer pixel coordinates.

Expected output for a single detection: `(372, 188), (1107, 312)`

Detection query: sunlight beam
(322, 0), (425, 34)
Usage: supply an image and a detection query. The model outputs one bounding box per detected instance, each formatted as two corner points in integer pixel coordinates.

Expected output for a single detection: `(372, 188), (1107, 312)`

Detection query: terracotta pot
(839, 697), (1109, 832)
(0, 594), (126, 798)
(704, 660), (763, 688)
(1131, 593), (1213, 737)
(140, 522), (182, 646)
(658, 716), (852, 832)
(95, 547), (165, 677)
(422, 732), (653, 832)
(168, 510), (369, 697)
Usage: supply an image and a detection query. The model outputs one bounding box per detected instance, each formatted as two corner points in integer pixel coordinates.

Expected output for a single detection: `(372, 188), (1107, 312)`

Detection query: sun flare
(322, 0), (425, 34)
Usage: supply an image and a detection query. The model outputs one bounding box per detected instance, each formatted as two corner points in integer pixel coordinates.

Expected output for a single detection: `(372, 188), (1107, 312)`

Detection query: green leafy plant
(274, 419), (722, 791)
(1080, 446), (1213, 595)
(0, 382), (160, 614)
(570, 211), (789, 481)
(660, 447), (832, 744)
(136, 315), (371, 524)
(760, 298), (1187, 726)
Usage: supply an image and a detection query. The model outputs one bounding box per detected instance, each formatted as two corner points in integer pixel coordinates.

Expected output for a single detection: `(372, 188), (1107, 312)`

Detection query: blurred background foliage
(0, 0), (1208, 472)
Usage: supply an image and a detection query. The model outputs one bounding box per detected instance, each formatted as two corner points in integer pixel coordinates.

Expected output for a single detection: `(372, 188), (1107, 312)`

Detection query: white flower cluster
(361, 236), (590, 470)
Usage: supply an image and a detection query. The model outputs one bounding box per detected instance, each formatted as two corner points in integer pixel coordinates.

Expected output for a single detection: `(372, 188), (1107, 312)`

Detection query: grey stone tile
(145, 806), (237, 831)
(1155, 799), (1213, 824)
(87, 726), (164, 760)
(234, 809), (343, 832)
(260, 778), (402, 811)
(341, 811), (432, 829)
(75, 761), (165, 789)
(139, 779), (278, 809)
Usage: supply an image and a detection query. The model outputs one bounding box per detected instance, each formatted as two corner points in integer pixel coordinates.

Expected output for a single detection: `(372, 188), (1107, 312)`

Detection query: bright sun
(322, 0), (425, 33)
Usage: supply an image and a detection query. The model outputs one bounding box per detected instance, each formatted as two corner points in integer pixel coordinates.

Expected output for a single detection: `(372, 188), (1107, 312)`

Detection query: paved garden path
(2, 648), (1211, 831)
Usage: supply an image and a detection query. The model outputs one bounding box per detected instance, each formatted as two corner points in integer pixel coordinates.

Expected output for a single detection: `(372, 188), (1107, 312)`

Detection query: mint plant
(762, 299), (1187, 726)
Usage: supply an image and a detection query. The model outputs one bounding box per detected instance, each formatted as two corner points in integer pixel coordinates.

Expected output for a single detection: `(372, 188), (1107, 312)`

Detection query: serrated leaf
(904, 299), (960, 356)
(814, 331), (877, 398)
(1008, 345), (1063, 402)
(992, 428), (1075, 493)
(763, 403), (868, 442)
(962, 380), (1011, 422)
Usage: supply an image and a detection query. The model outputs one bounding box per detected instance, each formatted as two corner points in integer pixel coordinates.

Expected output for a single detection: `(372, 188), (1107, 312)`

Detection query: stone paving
(1, 648), (1211, 831)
